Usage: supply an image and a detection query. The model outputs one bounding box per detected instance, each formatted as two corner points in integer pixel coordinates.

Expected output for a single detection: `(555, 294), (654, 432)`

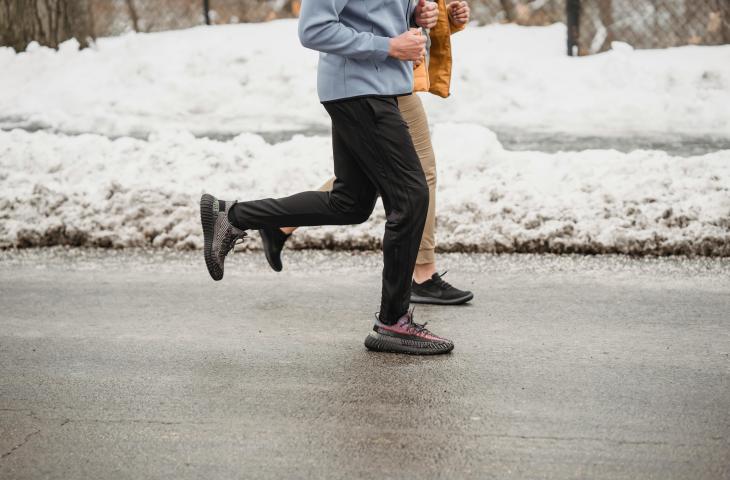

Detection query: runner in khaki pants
(260, 0), (474, 306)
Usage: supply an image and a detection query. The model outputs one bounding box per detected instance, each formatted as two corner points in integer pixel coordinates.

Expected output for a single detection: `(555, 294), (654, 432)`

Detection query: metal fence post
(566, 0), (580, 56)
(203, 0), (211, 25)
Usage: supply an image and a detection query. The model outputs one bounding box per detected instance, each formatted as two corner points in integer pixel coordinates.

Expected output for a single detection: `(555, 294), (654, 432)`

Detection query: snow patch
(1, 127), (728, 255)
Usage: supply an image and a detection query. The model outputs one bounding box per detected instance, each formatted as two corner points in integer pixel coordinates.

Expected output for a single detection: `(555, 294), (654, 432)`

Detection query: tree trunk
(597, 0), (614, 52)
(500, 0), (516, 22)
(125, 0), (139, 32)
(0, 0), (93, 51)
(716, 0), (730, 44)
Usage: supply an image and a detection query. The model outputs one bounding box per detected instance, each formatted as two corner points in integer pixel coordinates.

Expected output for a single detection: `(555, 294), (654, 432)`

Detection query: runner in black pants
(200, 0), (454, 355)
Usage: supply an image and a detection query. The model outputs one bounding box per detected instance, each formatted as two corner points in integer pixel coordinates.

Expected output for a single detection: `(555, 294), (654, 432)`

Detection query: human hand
(389, 28), (427, 62)
(447, 1), (470, 25)
(414, 0), (439, 29)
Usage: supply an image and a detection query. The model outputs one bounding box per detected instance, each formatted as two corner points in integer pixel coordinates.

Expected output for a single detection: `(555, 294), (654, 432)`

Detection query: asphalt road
(1, 249), (729, 479)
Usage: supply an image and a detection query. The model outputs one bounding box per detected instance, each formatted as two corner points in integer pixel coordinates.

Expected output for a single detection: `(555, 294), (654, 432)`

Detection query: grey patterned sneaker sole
(410, 291), (474, 305)
(364, 331), (454, 355)
(200, 193), (223, 281)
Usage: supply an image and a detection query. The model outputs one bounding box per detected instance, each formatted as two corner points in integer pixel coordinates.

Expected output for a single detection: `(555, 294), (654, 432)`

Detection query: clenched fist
(414, 0), (439, 29)
(389, 28), (427, 62)
(447, 1), (470, 25)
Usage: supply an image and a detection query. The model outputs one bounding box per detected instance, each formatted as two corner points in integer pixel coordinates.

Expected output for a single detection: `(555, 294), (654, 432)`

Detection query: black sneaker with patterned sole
(410, 271), (474, 305)
(200, 193), (247, 281)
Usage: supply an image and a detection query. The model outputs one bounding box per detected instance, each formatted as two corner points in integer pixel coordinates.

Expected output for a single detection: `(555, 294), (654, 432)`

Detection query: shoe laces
(432, 271), (454, 290)
(408, 321), (430, 335)
(374, 308), (431, 335)
(222, 229), (247, 257)
(404, 308), (431, 335)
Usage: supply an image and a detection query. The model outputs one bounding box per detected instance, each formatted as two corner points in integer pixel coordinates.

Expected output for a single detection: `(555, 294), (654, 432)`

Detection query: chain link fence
(570, 0), (730, 55)
(89, 0), (563, 36)
(470, 1), (729, 54)
(470, 0), (563, 25)
(94, 1), (730, 52)
(89, 0), (299, 36)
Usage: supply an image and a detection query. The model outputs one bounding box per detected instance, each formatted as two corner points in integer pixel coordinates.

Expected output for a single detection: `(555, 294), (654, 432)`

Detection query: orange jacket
(413, 0), (466, 97)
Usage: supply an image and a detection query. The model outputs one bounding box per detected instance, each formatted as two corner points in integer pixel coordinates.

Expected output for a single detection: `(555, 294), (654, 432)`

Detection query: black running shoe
(200, 193), (247, 281)
(410, 271), (473, 305)
(364, 310), (454, 355)
(259, 227), (290, 272)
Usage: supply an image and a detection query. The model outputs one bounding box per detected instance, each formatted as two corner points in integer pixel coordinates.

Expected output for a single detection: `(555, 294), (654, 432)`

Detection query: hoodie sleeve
(298, 0), (391, 62)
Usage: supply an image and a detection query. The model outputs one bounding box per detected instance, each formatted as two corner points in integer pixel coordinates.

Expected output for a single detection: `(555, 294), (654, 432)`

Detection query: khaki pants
(318, 94), (437, 264)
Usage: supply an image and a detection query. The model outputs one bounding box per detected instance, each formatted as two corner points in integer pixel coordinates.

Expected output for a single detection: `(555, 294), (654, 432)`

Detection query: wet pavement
(1, 249), (729, 479)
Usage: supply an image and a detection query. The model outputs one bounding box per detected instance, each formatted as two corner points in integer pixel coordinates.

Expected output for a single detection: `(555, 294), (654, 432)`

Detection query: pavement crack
(0, 408), (43, 423)
(0, 409), (45, 461)
(61, 418), (205, 426)
(472, 433), (700, 447)
(0, 428), (41, 460)
(1, 409), (207, 427)
(0, 408), (33, 414)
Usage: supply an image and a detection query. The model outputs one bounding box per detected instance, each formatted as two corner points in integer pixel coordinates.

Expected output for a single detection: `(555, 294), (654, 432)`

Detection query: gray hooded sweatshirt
(298, 0), (417, 103)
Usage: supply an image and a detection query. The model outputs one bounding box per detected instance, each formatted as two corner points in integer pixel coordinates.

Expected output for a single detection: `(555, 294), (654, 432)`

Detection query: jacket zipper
(406, 0), (412, 31)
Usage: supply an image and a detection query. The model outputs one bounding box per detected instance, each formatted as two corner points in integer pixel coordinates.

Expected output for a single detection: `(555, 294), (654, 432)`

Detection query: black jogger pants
(228, 96), (429, 324)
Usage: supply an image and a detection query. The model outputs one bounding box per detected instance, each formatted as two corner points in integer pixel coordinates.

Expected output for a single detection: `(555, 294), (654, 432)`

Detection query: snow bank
(2, 127), (728, 255)
(1, 20), (729, 138)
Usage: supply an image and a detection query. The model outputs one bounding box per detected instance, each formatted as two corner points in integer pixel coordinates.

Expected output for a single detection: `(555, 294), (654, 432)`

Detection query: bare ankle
(413, 262), (437, 284)
(280, 227), (296, 235)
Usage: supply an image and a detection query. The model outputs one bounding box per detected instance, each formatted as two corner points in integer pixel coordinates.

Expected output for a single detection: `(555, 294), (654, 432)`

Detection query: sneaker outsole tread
(410, 292), (474, 305)
(200, 194), (223, 281)
(364, 332), (454, 355)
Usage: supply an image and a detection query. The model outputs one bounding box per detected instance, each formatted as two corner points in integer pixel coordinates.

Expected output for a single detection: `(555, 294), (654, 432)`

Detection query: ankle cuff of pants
(416, 249), (435, 265)
(379, 309), (407, 326)
(227, 203), (250, 231)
